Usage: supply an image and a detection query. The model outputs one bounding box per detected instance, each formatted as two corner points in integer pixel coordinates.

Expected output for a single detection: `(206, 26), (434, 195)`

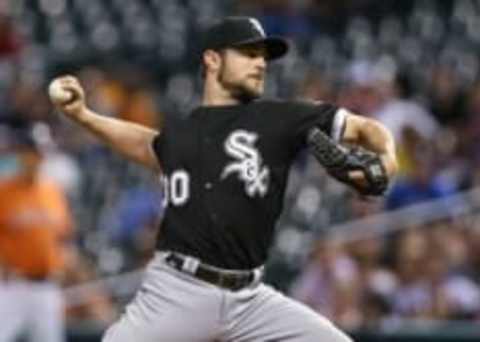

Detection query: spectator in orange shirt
(0, 132), (73, 342)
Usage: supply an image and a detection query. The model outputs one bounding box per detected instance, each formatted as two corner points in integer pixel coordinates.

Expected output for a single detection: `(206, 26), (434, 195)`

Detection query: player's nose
(254, 57), (266, 73)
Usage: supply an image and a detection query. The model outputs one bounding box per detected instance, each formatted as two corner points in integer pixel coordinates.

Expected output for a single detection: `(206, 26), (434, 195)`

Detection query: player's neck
(202, 78), (240, 107)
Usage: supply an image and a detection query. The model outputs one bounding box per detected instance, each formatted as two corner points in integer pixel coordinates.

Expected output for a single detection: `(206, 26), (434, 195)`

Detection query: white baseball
(48, 79), (73, 103)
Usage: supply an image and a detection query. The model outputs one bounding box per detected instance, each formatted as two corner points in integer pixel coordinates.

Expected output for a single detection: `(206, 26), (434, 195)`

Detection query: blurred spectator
(349, 236), (397, 319)
(423, 246), (480, 320)
(467, 222), (480, 286)
(296, 70), (336, 103)
(337, 61), (386, 115)
(103, 185), (162, 267)
(390, 225), (480, 320)
(427, 63), (467, 126)
(462, 81), (480, 160)
(386, 141), (456, 209)
(62, 248), (116, 325)
(0, 130), (73, 342)
(4, 80), (52, 122)
(290, 239), (362, 329)
(390, 229), (430, 318)
(0, 15), (22, 59)
(120, 88), (158, 128)
(78, 67), (158, 127)
(374, 71), (439, 143)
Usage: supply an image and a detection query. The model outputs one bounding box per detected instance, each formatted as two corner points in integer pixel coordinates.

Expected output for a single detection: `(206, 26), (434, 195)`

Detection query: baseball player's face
(218, 44), (267, 101)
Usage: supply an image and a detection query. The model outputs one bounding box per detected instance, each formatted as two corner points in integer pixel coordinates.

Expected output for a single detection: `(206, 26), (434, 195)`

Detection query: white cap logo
(249, 18), (266, 37)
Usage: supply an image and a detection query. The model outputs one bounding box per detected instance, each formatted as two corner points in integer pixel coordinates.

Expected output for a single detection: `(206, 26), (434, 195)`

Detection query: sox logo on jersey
(221, 130), (270, 197)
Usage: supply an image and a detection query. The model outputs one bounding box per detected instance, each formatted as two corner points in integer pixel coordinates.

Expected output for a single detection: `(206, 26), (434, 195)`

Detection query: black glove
(307, 127), (389, 196)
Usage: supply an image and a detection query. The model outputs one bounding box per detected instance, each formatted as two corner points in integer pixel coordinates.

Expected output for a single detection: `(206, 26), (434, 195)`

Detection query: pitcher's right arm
(48, 75), (160, 171)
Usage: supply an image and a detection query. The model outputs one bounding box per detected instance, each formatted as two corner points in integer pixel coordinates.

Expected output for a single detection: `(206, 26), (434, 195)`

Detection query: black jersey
(151, 99), (346, 270)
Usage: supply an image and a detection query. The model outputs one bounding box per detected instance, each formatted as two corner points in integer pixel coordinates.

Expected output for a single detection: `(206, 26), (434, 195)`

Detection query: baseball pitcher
(49, 17), (397, 342)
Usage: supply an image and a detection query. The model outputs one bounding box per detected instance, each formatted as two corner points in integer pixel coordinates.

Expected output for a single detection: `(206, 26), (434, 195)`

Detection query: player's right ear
(203, 49), (222, 74)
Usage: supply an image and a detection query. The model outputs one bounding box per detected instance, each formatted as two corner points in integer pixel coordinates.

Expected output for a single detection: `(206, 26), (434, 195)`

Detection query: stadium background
(1, 0), (480, 340)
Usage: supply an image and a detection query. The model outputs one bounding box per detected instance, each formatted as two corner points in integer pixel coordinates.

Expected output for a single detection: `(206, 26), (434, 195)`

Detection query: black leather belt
(164, 253), (261, 291)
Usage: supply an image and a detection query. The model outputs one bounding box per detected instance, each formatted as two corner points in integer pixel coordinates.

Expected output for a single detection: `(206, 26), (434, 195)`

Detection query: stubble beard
(218, 64), (263, 104)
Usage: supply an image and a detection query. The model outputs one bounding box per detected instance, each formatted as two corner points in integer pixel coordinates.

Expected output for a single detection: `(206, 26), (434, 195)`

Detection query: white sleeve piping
(331, 108), (348, 142)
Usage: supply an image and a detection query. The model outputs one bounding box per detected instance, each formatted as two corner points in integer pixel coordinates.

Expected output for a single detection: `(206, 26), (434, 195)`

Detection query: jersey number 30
(162, 170), (190, 207)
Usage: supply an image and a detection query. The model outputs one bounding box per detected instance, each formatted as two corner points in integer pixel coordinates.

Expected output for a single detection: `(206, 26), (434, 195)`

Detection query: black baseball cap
(202, 16), (289, 61)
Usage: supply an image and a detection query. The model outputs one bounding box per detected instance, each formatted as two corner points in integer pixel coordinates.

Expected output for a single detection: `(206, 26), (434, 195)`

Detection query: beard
(218, 65), (263, 103)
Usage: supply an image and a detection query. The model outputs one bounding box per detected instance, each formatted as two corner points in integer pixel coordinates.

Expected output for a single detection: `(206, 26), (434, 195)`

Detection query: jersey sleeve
(286, 100), (347, 152)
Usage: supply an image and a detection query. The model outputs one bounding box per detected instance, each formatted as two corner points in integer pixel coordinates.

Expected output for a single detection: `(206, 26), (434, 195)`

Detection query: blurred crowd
(1, 0), (480, 333)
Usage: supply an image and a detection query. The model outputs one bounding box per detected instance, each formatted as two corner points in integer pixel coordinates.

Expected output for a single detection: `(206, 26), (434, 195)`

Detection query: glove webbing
(307, 127), (347, 168)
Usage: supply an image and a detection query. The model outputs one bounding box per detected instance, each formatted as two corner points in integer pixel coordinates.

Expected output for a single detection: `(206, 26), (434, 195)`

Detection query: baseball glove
(307, 127), (389, 196)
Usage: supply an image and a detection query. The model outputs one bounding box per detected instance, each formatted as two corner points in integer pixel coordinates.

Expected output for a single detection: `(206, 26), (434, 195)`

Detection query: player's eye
(238, 46), (267, 59)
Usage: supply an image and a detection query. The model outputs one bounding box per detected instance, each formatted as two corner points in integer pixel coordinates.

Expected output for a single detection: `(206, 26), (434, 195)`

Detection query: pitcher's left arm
(342, 111), (398, 179)
(307, 109), (398, 196)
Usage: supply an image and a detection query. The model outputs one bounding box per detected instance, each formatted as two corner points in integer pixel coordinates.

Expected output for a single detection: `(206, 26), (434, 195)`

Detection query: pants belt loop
(253, 266), (264, 284)
(181, 255), (200, 274)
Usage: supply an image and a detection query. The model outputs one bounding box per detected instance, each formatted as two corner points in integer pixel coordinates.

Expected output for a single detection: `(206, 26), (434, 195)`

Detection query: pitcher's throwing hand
(48, 75), (86, 118)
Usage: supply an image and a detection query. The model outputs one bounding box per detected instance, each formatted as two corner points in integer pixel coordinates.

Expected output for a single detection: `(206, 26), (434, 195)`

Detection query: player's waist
(155, 221), (273, 269)
(156, 251), (265, 291)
